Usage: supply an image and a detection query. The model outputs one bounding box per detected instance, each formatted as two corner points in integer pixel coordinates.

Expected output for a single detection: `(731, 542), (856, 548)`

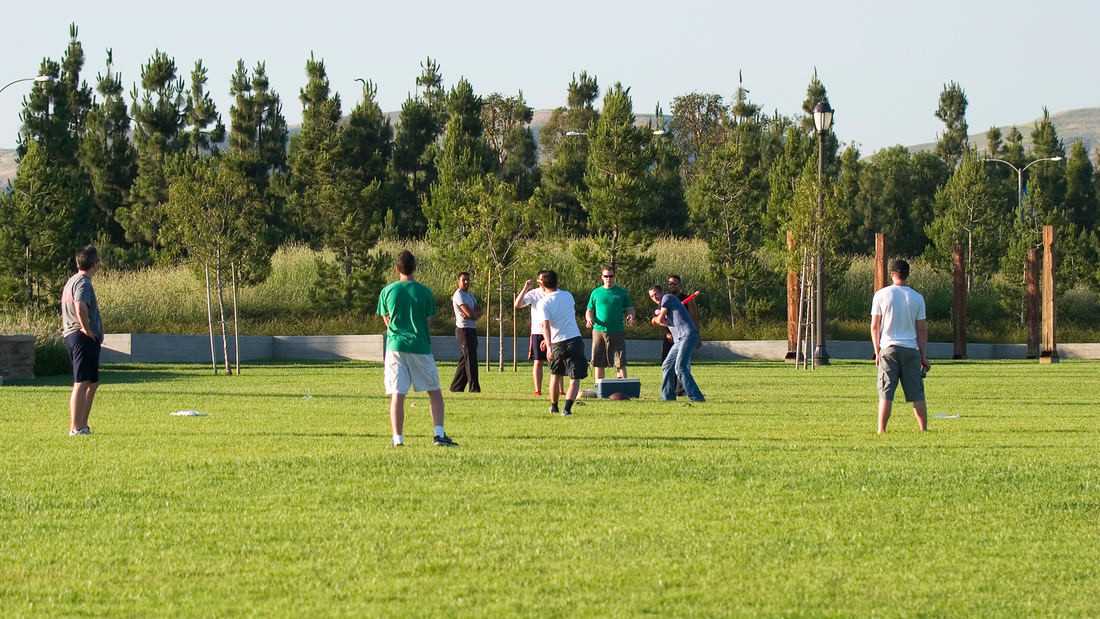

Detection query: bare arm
(458, 303), (481, 320)
(585, 308), (594, 329)
(74, 301), (94, 338)
(542, 319), (553, 360)
(917, 319), (930, 370)
(625, 306), (635, 326)
(651, 308), (670, 327)
(870, 314), (882, 361)
(513, 280), (533, 309)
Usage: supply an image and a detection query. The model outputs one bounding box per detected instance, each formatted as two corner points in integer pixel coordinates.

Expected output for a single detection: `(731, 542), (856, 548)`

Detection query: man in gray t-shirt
(449, 272), (482, 392)
(60, 246), (104, 436)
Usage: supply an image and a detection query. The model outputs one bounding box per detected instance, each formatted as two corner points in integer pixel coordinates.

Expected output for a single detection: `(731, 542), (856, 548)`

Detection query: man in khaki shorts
(376, 250), (457, 447)
(585, 266), (634, 380)
(870, 259), (930, 434)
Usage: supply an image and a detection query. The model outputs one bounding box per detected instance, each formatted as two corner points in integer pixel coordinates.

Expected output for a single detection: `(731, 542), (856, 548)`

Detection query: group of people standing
(59, 247), (931, 443)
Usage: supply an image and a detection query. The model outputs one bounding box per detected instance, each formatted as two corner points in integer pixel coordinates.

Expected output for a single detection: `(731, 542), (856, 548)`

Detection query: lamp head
(812, 101), (834, 133)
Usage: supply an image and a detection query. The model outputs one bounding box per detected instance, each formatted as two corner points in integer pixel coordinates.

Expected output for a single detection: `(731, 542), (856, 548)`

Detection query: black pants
(450, 327), (481, 392)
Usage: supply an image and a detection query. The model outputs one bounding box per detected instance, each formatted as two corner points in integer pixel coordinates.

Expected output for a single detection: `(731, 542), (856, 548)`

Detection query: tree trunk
(726, 271), (736, 330)
(215, 250), (232, 375)
(498, 269), (505, 372)
(232, 262), (241, 376)
(485, 266), (492, 372)
(204, 263), (217, 375)
(512, 268), (517, 372)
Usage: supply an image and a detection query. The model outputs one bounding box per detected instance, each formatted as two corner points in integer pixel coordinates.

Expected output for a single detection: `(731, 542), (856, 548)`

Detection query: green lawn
(1, 360), (1098, 617)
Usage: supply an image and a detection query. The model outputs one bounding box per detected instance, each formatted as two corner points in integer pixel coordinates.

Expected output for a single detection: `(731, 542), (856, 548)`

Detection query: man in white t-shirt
(514, 270), (561, 397)
(870, 259), (930, 434)
(450, 272), (481, 393)
(534, 270), (587, 416)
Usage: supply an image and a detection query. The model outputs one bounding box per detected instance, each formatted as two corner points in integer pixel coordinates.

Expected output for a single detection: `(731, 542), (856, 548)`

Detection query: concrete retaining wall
(98, 333), (1100, 364)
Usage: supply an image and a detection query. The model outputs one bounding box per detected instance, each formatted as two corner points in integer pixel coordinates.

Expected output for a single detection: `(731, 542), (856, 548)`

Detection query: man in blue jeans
(648, 285), (704, 402)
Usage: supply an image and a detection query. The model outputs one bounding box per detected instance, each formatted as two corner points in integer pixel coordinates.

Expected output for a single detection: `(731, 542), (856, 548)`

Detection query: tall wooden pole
(1040, 225), (1058, 363)
(785, 230), (798, 361)
(1025, 247), (1040, 359)
(512, 269), (517, 372)
(485, 267), (492, 372)
(952, 243), (967, 360)
(873, 233), (888, 292)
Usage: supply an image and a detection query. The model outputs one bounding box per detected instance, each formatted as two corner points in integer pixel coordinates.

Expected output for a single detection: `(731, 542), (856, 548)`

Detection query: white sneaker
(69, 427), (91, 436)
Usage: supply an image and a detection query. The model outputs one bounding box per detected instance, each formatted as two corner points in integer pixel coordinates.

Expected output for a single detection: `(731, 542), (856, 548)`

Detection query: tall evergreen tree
(648, 104), (688, 234)
(579, 82), (655, 273)
(390, 58), (447, 238)
(482, 91), (538, 199)
(182, 60), (226, 157)
(286, 53), (342, 244)
(80, 49), (137, 246)
(538, 71), (599, 233)
(1025, 108), (1066, 223)
(425, 78), (489, 236)
(926, 151), (1004, 289)
(117, 50), (188, 251)
(1063, 140), (1097, 231)
(935, 81), (969, 169)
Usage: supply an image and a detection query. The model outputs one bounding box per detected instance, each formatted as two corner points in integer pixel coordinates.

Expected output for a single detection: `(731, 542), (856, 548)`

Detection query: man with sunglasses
(585, 266), (635, 380)
(661, 275), (700, 396)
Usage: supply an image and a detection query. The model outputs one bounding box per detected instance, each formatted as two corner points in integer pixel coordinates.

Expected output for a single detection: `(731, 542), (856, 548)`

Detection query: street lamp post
(812, 101), (833, 365)
(0, 75), (54, 97)
(981, 156), (1063, 225)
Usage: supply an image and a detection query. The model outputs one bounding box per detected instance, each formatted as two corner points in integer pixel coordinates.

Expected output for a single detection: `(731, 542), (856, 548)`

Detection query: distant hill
(905, 106), (1100, 155)
(0, 148), (14, 186)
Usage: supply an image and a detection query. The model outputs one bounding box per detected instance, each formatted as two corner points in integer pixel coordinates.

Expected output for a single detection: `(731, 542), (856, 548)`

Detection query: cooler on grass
(595, 378), (641, 399)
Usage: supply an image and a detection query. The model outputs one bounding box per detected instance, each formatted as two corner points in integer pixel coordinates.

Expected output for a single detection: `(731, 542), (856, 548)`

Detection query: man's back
(378, 280), (435, 354)
(539, 290), (581, 342)
(871, 285), (926, 350)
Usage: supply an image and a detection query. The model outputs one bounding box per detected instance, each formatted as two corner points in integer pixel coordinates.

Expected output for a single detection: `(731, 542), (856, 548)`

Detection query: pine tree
(935, 81), (968, 169)
(538, 71), (599, 233)
(833, 144), (865, 253)
(286, 53), (342, 244)
(579, 82), (655, 273)
(182, 60), (226, 157)
(80, 49), (137, 246)
(647, 104), (688, 234)
(424, 78), (489, 233)
(390, 59), (448, 237)
(925, 151), (1003, 289)
(117, 50), (187, 251)
(1026, 108), (1066, 222)
(0, 141), (86, 307)
(1063, 140), (1097, 231)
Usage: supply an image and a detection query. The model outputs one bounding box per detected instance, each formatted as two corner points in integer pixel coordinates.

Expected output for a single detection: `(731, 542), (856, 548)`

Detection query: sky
(1, 0), (1097, 153)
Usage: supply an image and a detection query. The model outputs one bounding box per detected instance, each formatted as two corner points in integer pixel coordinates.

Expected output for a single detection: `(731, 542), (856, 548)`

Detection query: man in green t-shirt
(376, 250), (457, 448)
(585, 265), (635, 380)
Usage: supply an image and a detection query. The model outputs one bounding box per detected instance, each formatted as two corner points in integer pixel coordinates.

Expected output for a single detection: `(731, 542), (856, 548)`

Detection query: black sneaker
(433, 434), (458, 447)
(549, 405), (560, 415)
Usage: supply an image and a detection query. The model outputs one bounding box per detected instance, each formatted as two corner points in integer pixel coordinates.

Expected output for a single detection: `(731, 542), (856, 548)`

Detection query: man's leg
(79, 382), (99, 430)
(428, 389), (446, 428)
(69, 383), (86, 433)
(449, 329), (468, 392)
(466, 329), (481, 392)
(674, 337), (704, 401)
(549, 374), (562, 413)
(912, 400), (928, 432)
(532, 360), (543, 394)
(595, 367), (605, 380)
(566, 379), (581, 401)
(660, 342), (679, 400)
(877, 399), (893, 434)
(390, 393), (407, 440)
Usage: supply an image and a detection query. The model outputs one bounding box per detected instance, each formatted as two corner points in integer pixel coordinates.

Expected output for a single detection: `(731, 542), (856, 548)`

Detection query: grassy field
(1, 360), (1098, 617)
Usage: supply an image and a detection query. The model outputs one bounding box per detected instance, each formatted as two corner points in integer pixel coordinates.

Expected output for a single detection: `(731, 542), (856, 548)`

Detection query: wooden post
(1040, 225), (1058, 364)
(952, 243), (967, 360)
(485, 267), (492, 372)
(785, 231), (798, 362)
(512, 269), (517, 372)
(1025, 247), (1040, 359)
(873, 233), (888, 292)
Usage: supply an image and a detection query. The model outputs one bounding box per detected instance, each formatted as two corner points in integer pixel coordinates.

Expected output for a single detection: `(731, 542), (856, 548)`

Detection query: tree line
(2, 25), (1098, 333)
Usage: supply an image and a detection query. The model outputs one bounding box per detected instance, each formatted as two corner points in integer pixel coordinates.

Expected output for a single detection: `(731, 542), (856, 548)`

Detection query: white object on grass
(170, 410), (207, 417)
(933, 413), (960, 420)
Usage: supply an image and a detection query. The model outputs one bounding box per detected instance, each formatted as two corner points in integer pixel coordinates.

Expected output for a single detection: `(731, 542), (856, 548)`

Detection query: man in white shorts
(376, 250), (457, 447)
(871, 258), (930, 434)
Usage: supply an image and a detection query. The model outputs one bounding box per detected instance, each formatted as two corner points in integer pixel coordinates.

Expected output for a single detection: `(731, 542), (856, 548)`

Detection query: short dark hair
(542, 270), (559, 289)
(889, 259), (910, 280)
(396, 250), (416, 275)
(666, 274), (682, 283)
(602, 265), (615, 275)
(649, 285), (664, 295)
(76, 246), (99, 271)
(457, 271), (471, 279)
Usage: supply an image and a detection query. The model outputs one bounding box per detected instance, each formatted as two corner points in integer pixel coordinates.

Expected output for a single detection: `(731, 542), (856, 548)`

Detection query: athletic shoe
(562, 410), (573, 417)
(391, 442), (404, 448)
(534, 390), (542, 396)
(433, 434), (458, 447)
(69, 427), (91, 436)
(549, 405), (560, 415)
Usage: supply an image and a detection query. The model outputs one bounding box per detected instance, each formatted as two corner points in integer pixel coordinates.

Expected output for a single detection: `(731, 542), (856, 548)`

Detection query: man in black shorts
(514, 270), (561, 396)
(536, 270), (587, 416)
(60, 246), (103, 436)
